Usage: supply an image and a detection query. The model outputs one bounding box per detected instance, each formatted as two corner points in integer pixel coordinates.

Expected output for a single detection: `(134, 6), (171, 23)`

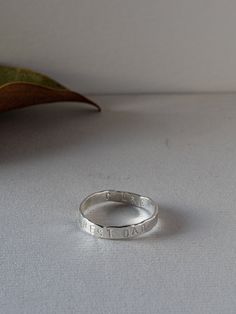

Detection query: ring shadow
(135, 205), (193, 242)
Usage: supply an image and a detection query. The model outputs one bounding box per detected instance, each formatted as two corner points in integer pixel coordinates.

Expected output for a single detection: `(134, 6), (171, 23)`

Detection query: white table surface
(0, 94), (235, 314)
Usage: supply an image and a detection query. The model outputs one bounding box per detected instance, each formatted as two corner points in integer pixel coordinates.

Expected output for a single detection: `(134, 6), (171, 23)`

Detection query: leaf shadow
(0, 103), (100, 165)
(0, 96), (226, 165)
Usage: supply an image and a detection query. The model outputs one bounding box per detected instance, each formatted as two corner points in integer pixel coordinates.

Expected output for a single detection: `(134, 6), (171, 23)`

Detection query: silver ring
(78, 190), (158, 239)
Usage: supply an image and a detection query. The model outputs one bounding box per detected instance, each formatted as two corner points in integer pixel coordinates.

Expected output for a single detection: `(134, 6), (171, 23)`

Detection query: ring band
(78, 190), (158, 239)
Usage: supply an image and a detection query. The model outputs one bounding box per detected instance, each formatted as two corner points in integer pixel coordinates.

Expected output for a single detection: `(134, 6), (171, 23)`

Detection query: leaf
(0, 65), (101, 112)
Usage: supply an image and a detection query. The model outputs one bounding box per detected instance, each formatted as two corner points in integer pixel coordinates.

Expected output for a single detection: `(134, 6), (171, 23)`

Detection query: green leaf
(0, 65), (101, 112)
(0, 65), (65, 90)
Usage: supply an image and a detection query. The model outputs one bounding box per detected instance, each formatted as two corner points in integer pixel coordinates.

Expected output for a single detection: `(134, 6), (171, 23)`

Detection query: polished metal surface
(78, 190), (158, 239)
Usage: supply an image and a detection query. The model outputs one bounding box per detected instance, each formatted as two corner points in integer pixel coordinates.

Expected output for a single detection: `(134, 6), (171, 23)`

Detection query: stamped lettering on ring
(106, 192), (111, 201)
(81, 219), (87, 229)
(106, 228), (112, 238)
(96, 227), (103, 237)
(79, 190), (158, 239)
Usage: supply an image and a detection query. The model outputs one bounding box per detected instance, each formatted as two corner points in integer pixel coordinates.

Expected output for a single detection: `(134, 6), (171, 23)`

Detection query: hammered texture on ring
(78, 190), (158, 239)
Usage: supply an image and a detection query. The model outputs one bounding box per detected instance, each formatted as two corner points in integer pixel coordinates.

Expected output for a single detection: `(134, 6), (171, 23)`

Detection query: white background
(1, 94), (236, 313)
(1, 0), (236, 93)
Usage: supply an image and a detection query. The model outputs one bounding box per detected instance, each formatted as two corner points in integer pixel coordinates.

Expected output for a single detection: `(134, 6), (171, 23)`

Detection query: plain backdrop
(1, 0), (236, 93)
